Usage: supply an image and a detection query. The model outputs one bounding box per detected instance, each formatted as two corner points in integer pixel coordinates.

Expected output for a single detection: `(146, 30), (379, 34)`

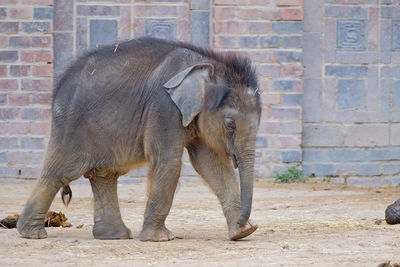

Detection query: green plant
(322, 176), (332, 182)
(274, 167), (309, 184)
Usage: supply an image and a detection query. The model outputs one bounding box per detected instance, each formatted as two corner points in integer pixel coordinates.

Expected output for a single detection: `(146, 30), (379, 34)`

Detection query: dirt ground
(1, 179), (400, 266)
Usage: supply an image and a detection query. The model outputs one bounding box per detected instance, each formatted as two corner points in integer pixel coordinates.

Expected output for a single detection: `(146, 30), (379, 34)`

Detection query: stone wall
(0, 0), (398, 185)
(0, 0), (53, 179)
(303, 0), (400, 186)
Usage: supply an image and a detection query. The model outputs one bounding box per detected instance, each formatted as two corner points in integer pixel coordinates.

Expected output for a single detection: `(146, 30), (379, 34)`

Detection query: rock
(385, 199), (400, 225)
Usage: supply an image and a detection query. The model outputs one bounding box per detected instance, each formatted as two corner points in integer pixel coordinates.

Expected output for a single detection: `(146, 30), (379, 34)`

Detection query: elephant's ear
(163, 64), (214, 127)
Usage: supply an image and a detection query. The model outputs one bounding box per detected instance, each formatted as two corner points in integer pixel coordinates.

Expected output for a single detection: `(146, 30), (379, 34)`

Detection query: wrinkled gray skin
(17, 38), (261, 241)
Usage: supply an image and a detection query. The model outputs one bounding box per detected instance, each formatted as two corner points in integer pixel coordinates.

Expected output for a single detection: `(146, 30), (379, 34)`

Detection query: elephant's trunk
(236, 147), (255, 227)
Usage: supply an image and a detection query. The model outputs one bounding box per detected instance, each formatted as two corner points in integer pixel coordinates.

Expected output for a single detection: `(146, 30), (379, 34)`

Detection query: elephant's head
(163, 55), (261, 226)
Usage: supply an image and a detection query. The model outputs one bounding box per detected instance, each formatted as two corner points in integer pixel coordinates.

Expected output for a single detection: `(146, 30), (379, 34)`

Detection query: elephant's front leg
(139, 158), (182, 242)
(187, 141), (258, 240)
(90, 172), (132, 240)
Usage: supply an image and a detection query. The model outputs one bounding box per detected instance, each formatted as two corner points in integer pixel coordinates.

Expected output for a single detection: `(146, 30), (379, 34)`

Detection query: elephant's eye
(224, 117), (236, 132)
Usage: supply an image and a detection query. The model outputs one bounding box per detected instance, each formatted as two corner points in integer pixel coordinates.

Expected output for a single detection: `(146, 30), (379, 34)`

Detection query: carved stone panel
(145, 20), (176, 40)
(337, 19), (366, 51)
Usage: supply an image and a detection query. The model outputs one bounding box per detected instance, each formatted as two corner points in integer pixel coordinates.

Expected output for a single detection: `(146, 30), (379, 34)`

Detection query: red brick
(9, 36), (31, 48)
(21, 137), (45, 149)
(283, 8), (303, 21)
(258, 76), (271, 91)
(0, 137), (18, 149)
(0, 22), (18, 34)
(8, 122), (30, 134)
(21, 79), (52, 91)
(22, 108), (51, 120)
(0, 79), (18, 90)
(215, 21), (240, 34)
(19, 167), (41, 179)
(259, 121), (280, 134)
(8, 94), (30, 106)
(262, 93), (281, 105)
(32, 36), (52, 48)
(249, 0), (270, 4)
(213, 36), (236, 49)
(134, 6), (178, 17)
(9, 7), (32, 19)
(246, 22), (271, 34)
(245, 50), (275, 62)
(0, 93), (5, 104)
(214, 6), (235, 20)
(22, 0), (53, 5)
(0, 122), (8, 134)
(281, 64), (303, 77)
(0, 65), (7, 77)
(7, 151), (32, 165)
(0, 35), (8, 48)
(119, 6), (131, 40)
(271, 107), (301, 120)
(10, 65), (31, 77)
(21, 50), (52, 63)
(237, 8), (259, 20)
(31, 121), (50, 135)
(270, 136), (301, 148)
(214, 0), (236, 4)
(0, 0), (17, 4)
(0, 108), (19, 119)
(32, 65), (53, 77)
(32, 92), (52, 104)
(259, 8), (283, 20)
(276, 0), (303, 6)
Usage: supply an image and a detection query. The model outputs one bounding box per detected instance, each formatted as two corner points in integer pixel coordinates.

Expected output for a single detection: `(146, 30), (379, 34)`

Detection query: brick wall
(1, 0), (398, 186)
(212, 0), (304, 178)
(0, 0), (53, 180)
(303, 0), (400, 186)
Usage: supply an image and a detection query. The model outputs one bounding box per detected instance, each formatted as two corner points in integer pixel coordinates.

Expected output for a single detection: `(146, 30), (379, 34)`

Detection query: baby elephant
(17, 37), (261, 241)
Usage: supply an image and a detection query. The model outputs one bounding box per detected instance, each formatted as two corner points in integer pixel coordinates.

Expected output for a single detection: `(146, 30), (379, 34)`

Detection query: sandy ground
(1, 179), (400, 266)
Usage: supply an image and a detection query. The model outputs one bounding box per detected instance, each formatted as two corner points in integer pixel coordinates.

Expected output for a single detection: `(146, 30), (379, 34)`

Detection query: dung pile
(0, 211), (72, 229)
(44, 211), (72, 228)
(0, 214), (19, 228)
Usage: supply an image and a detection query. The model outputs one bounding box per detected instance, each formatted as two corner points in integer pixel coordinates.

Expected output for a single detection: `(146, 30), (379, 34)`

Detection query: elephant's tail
(60, 185), (72, 207)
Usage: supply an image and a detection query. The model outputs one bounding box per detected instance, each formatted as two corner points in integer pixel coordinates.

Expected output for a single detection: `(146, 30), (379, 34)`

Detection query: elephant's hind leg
(17, 157), (83, 239)
(90, 171), (132, 240)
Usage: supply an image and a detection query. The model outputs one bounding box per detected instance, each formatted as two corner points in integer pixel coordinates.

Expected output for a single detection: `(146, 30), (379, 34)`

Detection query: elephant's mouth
(231, 153), (238, 169)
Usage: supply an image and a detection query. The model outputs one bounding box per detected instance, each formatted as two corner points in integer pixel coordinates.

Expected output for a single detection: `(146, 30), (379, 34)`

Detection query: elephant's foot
(139, 224), (175, 242)
(228, 219), (258, 241)
(17, 217), (47, 239)
(93, 220), (132, 240)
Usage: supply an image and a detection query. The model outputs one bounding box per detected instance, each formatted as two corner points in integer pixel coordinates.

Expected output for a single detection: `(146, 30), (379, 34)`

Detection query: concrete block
(260, 36), (280, 48)
(325, 66), (367, 77)
(302, 149), (324, 162)
(359, 163), (380, 176)
(282, 150), (301, 163)
(368, 148), (400, 161)
(345, 125), (389, 147)
(303, 125), (344, 147)
(34, 7), (53, 19)
(273, 79), (302, 91)
(191, 11), (210, 47)
(303, 79), (322, 122)
(282, 36), (302, 48)
(272, 22), (303, 34)
(325, 149), (366, 162)
(90, 20), (118, 48)
(337, 79), (366, 109)
(315, 164), (335, 176)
